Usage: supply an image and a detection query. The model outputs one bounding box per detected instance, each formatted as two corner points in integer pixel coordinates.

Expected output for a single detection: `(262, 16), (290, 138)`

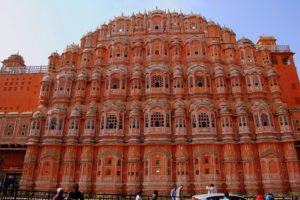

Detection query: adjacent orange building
(1, 9), (300, 195)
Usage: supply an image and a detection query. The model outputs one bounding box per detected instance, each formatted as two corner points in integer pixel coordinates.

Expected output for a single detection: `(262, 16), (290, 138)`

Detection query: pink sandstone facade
(1, 9), (300, 195)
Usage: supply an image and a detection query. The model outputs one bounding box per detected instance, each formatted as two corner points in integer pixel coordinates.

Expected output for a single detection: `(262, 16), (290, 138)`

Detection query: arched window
(198, 113), (209, 128)
(106, 114), (117, 129)
(279, 115), (289, 126)
(192, 114), (197, 128)
(145, 114), (149, 128)
(31, 120), (40, 130)
(50, 118), (57, 130)
(189, 77), (194, 88)
(261, 113), (269, 127)
(151, 112), (164, 127)
(253, 76), (260, 86)
(85, 119), (95, 129)
(151, 75), (163, 88)
(254, 114), (260, 127)
(239, 116), (248, 127)
(111, 78), (120, 89)
(69, 120), (79, 130)
(176, 118), (185, 128)
(196, 76), (204, 87)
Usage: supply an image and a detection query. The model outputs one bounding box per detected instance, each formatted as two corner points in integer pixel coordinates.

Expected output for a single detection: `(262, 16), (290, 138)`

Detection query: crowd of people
(53, 184), (83, 200)
(53, 183), (275, 200)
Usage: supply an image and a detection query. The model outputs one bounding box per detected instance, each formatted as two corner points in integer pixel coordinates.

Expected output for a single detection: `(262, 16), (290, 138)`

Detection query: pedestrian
(136, 191), (142, 200)
(206, 184), (217, 194)
(152, 190), (158, 200)
(265, 193), (274, 200)
(223, 192), (230, 200)
(256, 194), (264, 200)
(176, 185), (183, 200)
(170, 185), (176, 200)
(67, 184), (84, 200)
(53, 188), (64, 200)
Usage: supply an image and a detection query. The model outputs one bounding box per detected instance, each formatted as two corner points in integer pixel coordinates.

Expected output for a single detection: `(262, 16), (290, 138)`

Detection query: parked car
(192, 193), (246, 200)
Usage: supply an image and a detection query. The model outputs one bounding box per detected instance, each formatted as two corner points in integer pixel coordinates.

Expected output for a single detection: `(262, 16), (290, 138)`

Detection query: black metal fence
(0, 189), (298, 200)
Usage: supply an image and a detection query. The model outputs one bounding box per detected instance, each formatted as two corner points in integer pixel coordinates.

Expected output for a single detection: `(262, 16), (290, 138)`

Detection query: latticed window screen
(254, 114), (260, 127)
(85, 119), (95, 129)
(192, 114), (197, 128)
(176, 118), (185, 128)
(198, 113), (210, 128)
(279, 115), (289, 126)
(195, 76), (204, 87)
(151, 112), (164, 127)
(189, 77), (194, 87)
(151, 75), (163, 88)
(239, 116), (248, 127)
(145, 114), (149, 127)
(101, 116), (105, 129)
(253, 76), (261, 86)
(50, 118), (57, 130)
(106, 114), (117, 129)
(119, 114), (123, 129)
(69, 120), (79, 129)
(261, 113), (269, 127)
(111, 78), (120, 89)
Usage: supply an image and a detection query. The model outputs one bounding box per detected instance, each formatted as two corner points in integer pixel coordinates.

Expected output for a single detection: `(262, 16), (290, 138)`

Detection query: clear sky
(0, 0), (300, 75)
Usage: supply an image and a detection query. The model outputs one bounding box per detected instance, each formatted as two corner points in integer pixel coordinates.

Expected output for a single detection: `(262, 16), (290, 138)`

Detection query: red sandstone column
(175, 145), (190, 195)
(257, 143), (287, 194)
(126, 146), (142, 194)
(78, 145), (94, 192)
(34, 145), (62, 191)
(282, 142), (300, 194)
(20, 145), (39, 190)
(223, 144), (243, 193)
(240, 143), (262, 194)
(60, 145), (78, 191)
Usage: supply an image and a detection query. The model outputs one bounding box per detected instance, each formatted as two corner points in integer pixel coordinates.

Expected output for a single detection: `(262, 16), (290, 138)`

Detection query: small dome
(237, 38), (254, 48)
(48, 104), (66, 115)
(64, 43), (79, 53)
(57, 71), (74, 80)
(129, 108), (140, 117)
(91, 69), (101, 80)
(50, 52), (59, 57)
(149, 8), (165, 15)
(173, 67), (183, 78)
(214, 65), (225, 77)
(77, 71), (88, 81)
(229, 66), (240, 77)
(32, 110), (44, 118)
(8, 54), (24, 61)
(235, 100), (248, 114)
(277, 106), (288, 114)
(266, 67), (278, 77)
(2, 54), (25, 67)
(42, 74), (51, 82)
(207, 19), (216, 26)
(132, 67), (142, 79)
(86, 102), (97, 117)
(219, 101), (231, 114)
(175, 107), (185, 117)
(96, 44), (107, 49)
(70, 103), (81, 117)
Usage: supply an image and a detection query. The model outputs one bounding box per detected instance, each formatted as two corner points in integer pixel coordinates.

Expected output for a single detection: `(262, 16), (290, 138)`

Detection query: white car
(192, 193), (246, 200)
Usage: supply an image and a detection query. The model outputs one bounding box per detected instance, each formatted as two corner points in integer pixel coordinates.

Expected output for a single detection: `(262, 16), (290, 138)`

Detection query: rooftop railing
(257, 45), (291, 53)
(0, 66), (47, 74)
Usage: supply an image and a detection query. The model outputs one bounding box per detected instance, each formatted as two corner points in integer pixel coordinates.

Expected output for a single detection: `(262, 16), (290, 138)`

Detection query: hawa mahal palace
(0, 9), (300, 195)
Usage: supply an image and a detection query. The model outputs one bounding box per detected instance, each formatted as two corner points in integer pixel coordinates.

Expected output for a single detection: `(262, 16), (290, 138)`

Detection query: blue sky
(0, 0), (300, 75)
